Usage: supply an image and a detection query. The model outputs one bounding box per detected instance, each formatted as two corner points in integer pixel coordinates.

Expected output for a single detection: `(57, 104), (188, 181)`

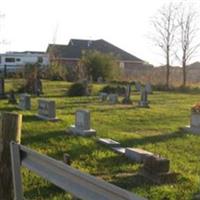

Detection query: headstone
(37, 99), (58, 121)
(97, 76), (103, 83)
(108, 94), (118, 104)
(18, 93), (31, 110)
(184, 112), (200, 134)
(8, 90), (17, 104)
(138, 90), (149, 107)
(135, 82), (141, 92)
(98, 138), (120, 147)
(122, 84), (132, 104)
(125, 148), (154, 163)
(0, 78), (5, 98)
(34, 78), (43, 96)
(99, 92), (108, 101)
(68, 109), (96, 136)
(145, 83), (152, 94)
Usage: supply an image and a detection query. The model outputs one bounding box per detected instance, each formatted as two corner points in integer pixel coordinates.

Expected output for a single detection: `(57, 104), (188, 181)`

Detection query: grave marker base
(183, 125), (200, 134)
(138, 101), (149, 108)
(68, 125), (96, 136)
(139, 168), (178, 184)
(36, 114), (59, 121)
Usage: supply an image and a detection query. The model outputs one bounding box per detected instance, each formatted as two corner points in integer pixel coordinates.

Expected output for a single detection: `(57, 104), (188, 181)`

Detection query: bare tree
(151, 3), (178, 88)
(177, 5), (200, 86)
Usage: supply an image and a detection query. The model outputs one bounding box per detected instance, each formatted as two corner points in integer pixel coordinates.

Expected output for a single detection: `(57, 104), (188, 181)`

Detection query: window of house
(16, 58), (21, 62)
(5, 57), (15, 63)
(37, 57), (43, 63)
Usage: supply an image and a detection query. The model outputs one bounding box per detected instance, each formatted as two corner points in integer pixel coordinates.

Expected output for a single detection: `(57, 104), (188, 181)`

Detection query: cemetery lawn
(2, 79), (200, 200)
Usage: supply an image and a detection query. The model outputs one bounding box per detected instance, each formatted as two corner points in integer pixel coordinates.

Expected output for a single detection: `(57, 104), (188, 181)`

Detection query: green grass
(2, 79), (200, 200)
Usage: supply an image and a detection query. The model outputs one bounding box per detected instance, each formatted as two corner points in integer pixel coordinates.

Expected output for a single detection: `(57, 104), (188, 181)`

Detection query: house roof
(47, 39), (143, 62)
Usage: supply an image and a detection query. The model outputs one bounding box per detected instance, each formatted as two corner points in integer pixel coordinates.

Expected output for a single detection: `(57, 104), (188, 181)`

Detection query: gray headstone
(75, 110), (90, 130)
(99, 92), (108, 101)
(18, 93), (31, 110)
(138, 90), (149, 107)
(145, 83), (152, 94)
(135, 82), (141, 92)
(68, 109), (96, 136)
(108, 94), (118, 104)
(37, 99), (57, 120)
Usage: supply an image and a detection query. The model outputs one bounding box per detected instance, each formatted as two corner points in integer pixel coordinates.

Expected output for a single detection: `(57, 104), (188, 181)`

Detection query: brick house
(46, 39), (153, 80)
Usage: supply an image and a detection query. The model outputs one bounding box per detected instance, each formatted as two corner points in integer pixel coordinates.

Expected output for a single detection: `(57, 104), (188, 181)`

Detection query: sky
(0, 0), (200, 66)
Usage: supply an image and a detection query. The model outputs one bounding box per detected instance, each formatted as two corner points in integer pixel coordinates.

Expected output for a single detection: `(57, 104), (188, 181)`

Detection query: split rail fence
(10, 141), (147, 200)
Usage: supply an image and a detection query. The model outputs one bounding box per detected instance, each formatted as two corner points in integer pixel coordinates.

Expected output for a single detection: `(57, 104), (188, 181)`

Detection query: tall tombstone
(37, 99), (58, 121)
(34, 78), (43, 96)
(0, 78), (5, 98)
(68, 109), (96, 136)
(135, 82), (142, 92)
(145, 83), (152, 94)
(108, 94), (118, 104)
(138, 89), (149, 107)
(18, 93), (31, 110)
(122, 84), (132, 104)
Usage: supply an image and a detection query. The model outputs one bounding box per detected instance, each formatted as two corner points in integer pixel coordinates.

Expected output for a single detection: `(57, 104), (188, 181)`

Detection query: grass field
(2, 79), (200, 200)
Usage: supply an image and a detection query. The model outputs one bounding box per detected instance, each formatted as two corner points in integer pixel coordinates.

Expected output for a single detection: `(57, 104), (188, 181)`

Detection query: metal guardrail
(10, 142), (146, 200)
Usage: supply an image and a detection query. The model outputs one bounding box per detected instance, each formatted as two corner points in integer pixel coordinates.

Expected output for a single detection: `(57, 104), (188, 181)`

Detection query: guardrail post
(0, 112), (22, 200)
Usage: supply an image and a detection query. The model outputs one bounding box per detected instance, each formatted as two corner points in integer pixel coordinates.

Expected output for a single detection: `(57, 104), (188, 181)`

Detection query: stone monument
(18, 93), (31, 110)
(138, 89), (149, 107)
(68, 109), (96, 136)
(37, 99), (58, 121)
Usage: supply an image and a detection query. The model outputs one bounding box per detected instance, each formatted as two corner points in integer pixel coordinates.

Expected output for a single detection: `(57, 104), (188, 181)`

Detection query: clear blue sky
(0, 0), (199, 66)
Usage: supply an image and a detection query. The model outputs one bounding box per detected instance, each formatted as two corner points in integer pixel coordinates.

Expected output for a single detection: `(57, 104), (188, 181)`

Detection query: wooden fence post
(0, 112), (22, 200)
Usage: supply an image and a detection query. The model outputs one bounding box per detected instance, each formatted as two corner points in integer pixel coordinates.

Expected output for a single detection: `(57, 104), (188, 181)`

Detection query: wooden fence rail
(10, 142), (147, 200)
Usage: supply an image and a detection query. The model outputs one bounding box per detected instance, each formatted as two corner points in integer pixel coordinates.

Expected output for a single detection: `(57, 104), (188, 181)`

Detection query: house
(0, 51), (49, 73)
(46, 39), (153, 79)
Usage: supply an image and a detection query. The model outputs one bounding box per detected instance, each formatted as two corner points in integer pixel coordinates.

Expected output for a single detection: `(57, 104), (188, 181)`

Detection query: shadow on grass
(0, 106), (18, 112)
(121, 130), (187, 147)
(24, 184), (66, 200)
(110, 173), (153, 189)
(23, 114), (46, 122)
(23, 130), (67, 145)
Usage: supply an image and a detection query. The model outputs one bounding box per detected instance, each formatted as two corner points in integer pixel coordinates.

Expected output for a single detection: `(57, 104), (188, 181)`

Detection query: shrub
(100, 85), (126, 95)
(67, 82), (92, 97)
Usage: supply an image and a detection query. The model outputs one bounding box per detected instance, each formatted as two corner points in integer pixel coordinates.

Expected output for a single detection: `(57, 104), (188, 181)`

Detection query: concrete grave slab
(98, 138), (120, 147)
(111, 147), (126, 154)
(125, 148), (154, 163)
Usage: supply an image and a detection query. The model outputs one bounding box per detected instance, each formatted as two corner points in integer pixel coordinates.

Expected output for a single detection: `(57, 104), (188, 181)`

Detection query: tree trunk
(0, 112), (22, 200)
(182, 60), (186, 87)
(166, 50), (170, 89)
